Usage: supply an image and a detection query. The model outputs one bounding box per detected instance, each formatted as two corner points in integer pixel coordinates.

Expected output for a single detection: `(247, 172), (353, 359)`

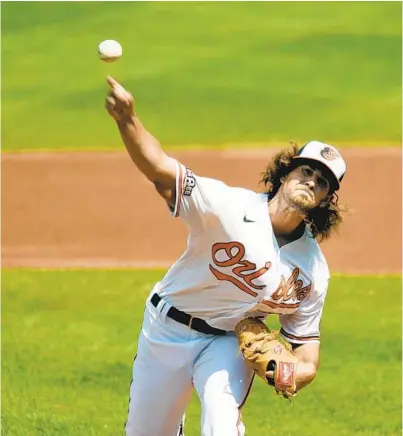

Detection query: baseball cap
(293, 141), (347, 190)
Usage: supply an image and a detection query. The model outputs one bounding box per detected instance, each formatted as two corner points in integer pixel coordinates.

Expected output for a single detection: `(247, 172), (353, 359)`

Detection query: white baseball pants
(124, 296), (254, 436)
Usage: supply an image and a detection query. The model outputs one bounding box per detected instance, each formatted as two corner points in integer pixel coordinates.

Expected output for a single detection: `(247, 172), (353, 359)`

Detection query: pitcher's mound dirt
(2, 148), (401, 274)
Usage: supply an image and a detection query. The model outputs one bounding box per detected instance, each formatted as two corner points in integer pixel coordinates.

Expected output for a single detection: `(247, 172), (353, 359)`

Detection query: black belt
(150, 293), (226, 336)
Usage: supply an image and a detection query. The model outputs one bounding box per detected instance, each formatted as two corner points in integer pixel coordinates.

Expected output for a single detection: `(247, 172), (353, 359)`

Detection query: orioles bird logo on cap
(320, 146), (340, 161)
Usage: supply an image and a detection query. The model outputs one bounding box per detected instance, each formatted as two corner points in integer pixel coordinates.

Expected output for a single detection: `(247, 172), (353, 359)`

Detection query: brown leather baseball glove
(235, 317), (299, 400)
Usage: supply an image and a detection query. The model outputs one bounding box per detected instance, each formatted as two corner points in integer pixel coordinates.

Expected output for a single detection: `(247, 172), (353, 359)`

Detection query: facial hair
(288, 190), (316, 214)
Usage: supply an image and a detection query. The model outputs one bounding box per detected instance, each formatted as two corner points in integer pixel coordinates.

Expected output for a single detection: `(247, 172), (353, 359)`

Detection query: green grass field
(1, 2), (401, 151)
(2, 270), (401, 436)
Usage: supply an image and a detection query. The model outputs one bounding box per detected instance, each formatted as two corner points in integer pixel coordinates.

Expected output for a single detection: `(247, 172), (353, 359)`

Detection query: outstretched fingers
(105, 76), (135, 120)
(106, 75), (120, 89)
(107, 78), (133, 105)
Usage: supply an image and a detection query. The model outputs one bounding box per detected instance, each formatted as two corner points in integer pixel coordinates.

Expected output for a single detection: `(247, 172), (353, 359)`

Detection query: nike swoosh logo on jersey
(243, 215), (255, 223)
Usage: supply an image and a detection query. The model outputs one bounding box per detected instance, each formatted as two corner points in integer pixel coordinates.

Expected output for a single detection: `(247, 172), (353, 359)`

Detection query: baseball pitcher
(105, 76), (347, 436)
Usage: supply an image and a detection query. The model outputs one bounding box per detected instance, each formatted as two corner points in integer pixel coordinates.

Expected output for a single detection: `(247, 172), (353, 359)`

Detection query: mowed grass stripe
(2, 2), (401, 151)
(1, 141), (402, 154)
(2, 270), (401, 435)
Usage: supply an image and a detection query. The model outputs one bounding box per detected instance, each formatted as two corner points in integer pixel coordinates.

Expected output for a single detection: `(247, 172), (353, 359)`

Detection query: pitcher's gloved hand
(235, 317), (299, 400)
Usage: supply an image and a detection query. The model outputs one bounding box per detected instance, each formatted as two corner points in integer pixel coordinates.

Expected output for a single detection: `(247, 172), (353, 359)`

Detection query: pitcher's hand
(105, 76), (134, 122)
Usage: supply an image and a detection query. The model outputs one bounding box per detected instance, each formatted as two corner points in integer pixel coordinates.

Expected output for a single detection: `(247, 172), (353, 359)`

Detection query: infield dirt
(2, 148), (401, 274)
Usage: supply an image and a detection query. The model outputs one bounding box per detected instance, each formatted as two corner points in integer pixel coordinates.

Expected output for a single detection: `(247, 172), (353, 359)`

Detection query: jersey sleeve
(169, 160), (234, 234)
(278, 279), (329, 345)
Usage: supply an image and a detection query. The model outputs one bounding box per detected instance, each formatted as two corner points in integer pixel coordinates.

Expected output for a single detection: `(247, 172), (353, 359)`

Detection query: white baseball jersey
(150, 161), (330, 344)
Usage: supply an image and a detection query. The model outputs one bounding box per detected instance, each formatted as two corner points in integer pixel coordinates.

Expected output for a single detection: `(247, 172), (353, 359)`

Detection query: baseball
(98, 40), (122, 62)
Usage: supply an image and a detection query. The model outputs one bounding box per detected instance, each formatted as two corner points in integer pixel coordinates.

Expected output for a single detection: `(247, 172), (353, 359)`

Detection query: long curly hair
(260, 142), (347, 242)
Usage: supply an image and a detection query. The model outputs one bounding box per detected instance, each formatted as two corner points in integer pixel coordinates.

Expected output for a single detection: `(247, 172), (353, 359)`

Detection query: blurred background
(1, 1), (401, 150)
(2, 2), (402, 436)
